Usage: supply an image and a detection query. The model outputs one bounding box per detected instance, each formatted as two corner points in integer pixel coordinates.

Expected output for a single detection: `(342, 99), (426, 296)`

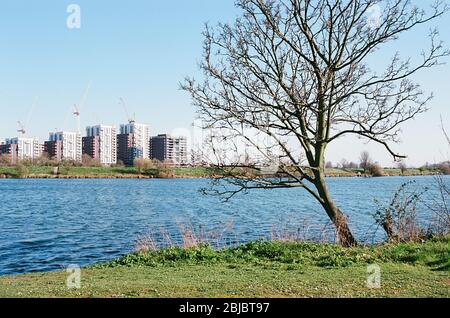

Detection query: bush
(425, 175), (450, 236)
(57, 165), (69, 175)
(154, 160), (174, 178)
(82, 154), (101, 167)
(373, 181), (427, 242)
(111, 160), (125, 168)
(15, 163), (29, 178)
(370, 164), (385, 177)
(0, 154), (12, 166)
(438, 162), (450, 175)
(134, 158), (154, 173)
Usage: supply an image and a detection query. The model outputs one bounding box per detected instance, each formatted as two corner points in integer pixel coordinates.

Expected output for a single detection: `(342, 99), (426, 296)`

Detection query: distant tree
(82, 154), (101, 167)
(340, 159), (349, 169)
(154, 160), (175, 178)
(397, 161), (408, 175)
(325, 161), (334, 169)
(359, 151), (372, 174)
(437, 161), (450, 175)
(134, 158), (153, 173)
(134, 158), (145, 173)
(182, 0), (449, 246)
(34, 152), (52, 166)
(0, 154), (12, 166)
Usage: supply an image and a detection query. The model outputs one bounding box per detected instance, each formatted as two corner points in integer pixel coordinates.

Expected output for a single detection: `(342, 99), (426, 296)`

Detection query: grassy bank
(0, 165), (441, 179)
(0, 166), (219, 179)
(1, 237), (449, 298)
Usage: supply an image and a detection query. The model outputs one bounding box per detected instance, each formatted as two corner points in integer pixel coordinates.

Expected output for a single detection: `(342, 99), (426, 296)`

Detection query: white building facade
(49, 131), (82, 162)
(86, 125), (117, 165)
(6, 137), (42, 160)
(120, 122), (150, 159)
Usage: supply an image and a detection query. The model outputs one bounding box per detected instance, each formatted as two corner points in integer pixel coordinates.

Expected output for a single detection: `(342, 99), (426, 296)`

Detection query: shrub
(15, 163), (29, 178)
(373, 181), (427, 242)
(0, 154), (12, 166)
(134, 158), (154, 173)
(57, 165), (69, 175)
(425, 175), (450, 236)
(112, 160), (125, 168)
(437, 162), (450, 175)
(82, 154), (101, 167)
(370, 164), (385, 177)
(154, 160), (174, 178)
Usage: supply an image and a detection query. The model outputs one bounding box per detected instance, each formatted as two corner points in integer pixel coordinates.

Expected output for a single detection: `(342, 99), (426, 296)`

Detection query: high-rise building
(117, 122), (150, 166)
(83, 125), (117, 165)
(4, 137), (41, 161)
(44, 140), (63, 161)
(150, 134), (188, 166)
(82, 136), (99, 161)
(45, 132), (82, 162)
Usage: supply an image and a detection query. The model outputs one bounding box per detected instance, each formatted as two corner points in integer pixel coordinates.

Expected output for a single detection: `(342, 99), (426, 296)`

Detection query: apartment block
(150, 134), (188, 166)
(4, 137), (41, 161)
(82, 136), (99, 160)
(117, 133), (134, 166)
(117, 122), (150, 166)
(83, 125), (117, 165)
(44, 140), (63, 161)
(46, 132), (82, 162)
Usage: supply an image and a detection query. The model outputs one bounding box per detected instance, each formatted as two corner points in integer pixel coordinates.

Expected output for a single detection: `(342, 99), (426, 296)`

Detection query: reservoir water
(0, 176), (447, 275)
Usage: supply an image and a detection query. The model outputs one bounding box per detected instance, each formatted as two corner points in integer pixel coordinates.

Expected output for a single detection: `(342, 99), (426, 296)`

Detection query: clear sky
(0, 0), (448, 167)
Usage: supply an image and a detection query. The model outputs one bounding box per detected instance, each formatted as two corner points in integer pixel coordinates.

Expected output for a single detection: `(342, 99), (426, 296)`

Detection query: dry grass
(134, 220), (237, 253)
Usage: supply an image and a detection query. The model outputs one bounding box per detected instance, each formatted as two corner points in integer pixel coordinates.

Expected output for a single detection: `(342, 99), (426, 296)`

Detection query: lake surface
(0, 176), (447, 276)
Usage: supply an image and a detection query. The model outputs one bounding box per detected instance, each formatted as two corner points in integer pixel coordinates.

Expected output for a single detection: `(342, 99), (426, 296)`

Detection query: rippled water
(0, 176), (447, 275)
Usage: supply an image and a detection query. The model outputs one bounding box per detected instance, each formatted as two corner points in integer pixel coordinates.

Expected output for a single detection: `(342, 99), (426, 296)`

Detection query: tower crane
(17, 96), (39, 136)
(73, 81), (92, 134)
(119, 97), (135, 124)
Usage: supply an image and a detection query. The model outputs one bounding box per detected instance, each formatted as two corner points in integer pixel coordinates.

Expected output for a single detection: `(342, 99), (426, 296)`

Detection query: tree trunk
(313, 173), (358, 247)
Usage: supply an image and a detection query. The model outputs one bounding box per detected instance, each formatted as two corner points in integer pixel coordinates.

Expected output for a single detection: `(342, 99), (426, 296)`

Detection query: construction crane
(119, 97), (135, 124)
(17, 121), (26, 135)
(72, 81), (92, 133)
(73, 104), (81, 134)
(17, 96), (39, 136)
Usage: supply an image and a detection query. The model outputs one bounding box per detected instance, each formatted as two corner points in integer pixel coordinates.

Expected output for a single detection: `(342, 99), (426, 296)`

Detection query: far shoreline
(0, 166), (444, 180)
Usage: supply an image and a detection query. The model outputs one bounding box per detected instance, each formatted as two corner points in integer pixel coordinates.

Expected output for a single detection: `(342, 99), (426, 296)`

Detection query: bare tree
(182, 0), (449, 246)
(0, 154), (12, 167)
(397, 160), (408, 174)
(359, 151), (372, 174)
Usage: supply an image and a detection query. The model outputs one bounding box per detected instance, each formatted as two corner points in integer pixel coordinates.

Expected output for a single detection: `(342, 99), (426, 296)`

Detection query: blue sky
(0, 1), (448, 166)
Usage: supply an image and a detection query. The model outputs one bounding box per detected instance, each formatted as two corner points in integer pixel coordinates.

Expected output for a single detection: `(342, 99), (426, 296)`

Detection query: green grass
(64, 166), (138, 176)
(0, 165), (439, 179)
(1, 238), (448, 298)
